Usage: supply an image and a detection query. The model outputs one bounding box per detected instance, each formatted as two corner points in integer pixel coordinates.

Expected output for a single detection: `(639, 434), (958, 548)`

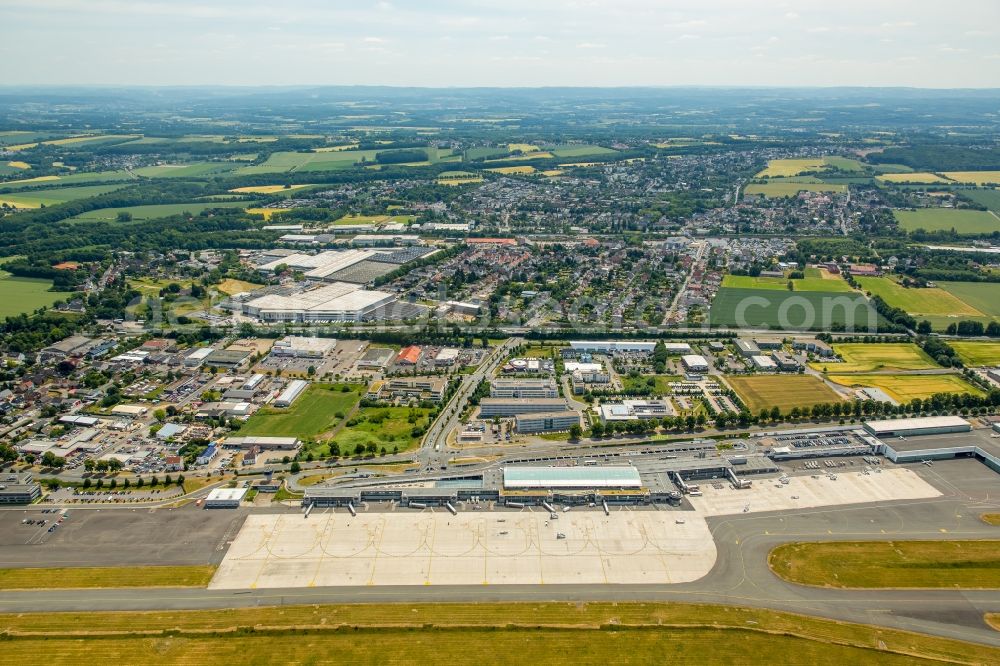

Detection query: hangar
(204, 487), (247, 508)
(864, 415), (971, 438)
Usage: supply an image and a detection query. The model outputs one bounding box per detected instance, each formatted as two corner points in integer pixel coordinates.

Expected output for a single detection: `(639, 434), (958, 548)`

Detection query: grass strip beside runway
(0, 565), (217, 590)
(0, 602), (997, 664)
(769, 541), (1000, 589)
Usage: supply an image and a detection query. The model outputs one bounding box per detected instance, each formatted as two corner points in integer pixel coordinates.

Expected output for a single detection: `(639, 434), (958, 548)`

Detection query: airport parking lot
(210, 511), (717, 588)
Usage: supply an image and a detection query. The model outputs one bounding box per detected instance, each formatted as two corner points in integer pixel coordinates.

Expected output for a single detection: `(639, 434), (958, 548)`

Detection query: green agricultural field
(334, 405), (434, 454)
(709, 287), (883, 331)
(961, 188), (1000, 214)
(743, 181), (847, 198)
(721, 274), (788, 290)
(755, 157), (827, 178)
(826, 373), (983, 402)
(0, 271), (62, 318)
(855, 276), (984, 324)
(0, 170), (135, 190)
(545, 144), (618, 158)
(72, 201), (247, 222)
(949, 341), (1000, 366)
(724, 375), (843, 413)
(241, 384), (362, 439)
(235, 148), (429, 174)
(769, 541), (1000, 589)
(0, 184), (128, 208)
(822, 156), (866, 172)
(133, 162), (238, 178)
(877, 172), (952, 184)
(894, 208), (1000, 234)
(938, 281), (1000, 318)
(815, 343), (938, 373)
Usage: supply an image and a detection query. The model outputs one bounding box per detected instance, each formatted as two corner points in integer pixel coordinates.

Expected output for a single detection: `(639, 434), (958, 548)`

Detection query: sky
(2, 0), (999, 88)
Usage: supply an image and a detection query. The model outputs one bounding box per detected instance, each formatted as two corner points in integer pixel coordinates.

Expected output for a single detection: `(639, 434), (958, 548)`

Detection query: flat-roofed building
(735, 339), (760, 358)
(681, 354), (709, 373)
(270, 336), (338, 358)
(750, 355), (778, 371)
(204, 487), (247, 508)
(515, 410), (580, 433)
(753, 337), (783, 350)
(0, 472), (41, 504)
(480, 397), (569, 417)
(599, 399), (674, 423)
(503, 466), (641, 489)
(274, 380), (308, 408)
(224, 436), (301, 450)
(384, 376), (447, 402)
(864, 415), (971, 438)
(568, 340), (656, 354)
(204, 349), (252, 369)
(434, 348), (460, 366)
(771, 351), (801, 371)
(490, 378), (558, 399)
(242, 282), (396, 323)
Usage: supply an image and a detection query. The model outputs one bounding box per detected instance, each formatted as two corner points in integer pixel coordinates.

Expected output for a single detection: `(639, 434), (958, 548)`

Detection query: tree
(568, 424), (582, 440)
(289, 461), (301, 473)
(917, 320), (933, 335)
(154, 409), (166, 422)
(116, 211), (133, 222)
(590, 421), (605, 438)
(84, 459), (96, 472)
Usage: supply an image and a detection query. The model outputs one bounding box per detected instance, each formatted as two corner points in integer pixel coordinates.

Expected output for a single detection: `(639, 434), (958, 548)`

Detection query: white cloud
(678, 34), (700, 40)
(576, 42), (606, 49)
(363, 36), (385, 44)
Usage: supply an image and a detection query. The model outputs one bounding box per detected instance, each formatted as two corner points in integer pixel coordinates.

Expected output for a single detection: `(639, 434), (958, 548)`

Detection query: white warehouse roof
(503, 466), (642, 489)
(865, 415), (970, 435)
(205, 488), (248, 503)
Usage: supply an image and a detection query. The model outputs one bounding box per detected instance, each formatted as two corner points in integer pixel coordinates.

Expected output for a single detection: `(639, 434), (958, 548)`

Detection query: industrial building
(196, 445), (219, 466)
(204, 349), (252, 369)
(155, 423), (186, 441)
(381, 376), (447, 402)
(241, 282), (396, 323)
(184, 347), (213, 367)
(568, 340), (656, 354)
(681, 354), (709, 373)
(396, 345), (422, 365)
(750, 355), (778, 371)
(204, 487), (247, 508)
(663, 343), (693, 355)
(479, 397), (570, 417)
(434, 348), (460, 366)
(515, 410), (580, 433)
(864, 415), (971, 438)
(599, 399), (674, 423)
(224, 436), (301, 450)
(0, 472), (42, 504)
(490, 378), (559, 399)
(270, 336), (338, 358)
(274, 380), (309, 408)
(735, 339), (760, 358)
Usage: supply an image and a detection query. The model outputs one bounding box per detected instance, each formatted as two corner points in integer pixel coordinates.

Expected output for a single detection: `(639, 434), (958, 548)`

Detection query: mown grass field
(709, 287), (882, 330)
(938, 281), (1000, 318)
(0, 602), (994, 665)
(894, 208), (1000, 234)
(724, 375), (843, 413)
(240, 384), (362, 439)
(0, 565), (216, 590)
(0, 169), (135, 189)
(487, 165), (535, 174)
(133, 162), (238, 178)
(546, 144), (618, 158)
(961, 188), (1000, 214)
(722, 269), (851, 293)
(856, 276), (984, 321)
(0, 184), (127, 208)
(72, 201), (246, 221)
(228, 184), (315, 194)
(755, 157), (828, 178)
(769, 541), (1000, 589)
(826, 373), (983, 402)
(949, 341), (1000, 366)
(743, 181), (847, 198)
(0, 271), (61, 318)
(817, 343), (938, 373)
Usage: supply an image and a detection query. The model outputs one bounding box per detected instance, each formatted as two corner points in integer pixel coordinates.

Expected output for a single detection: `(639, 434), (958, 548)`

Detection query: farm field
(240, 384), (362, 439)
(894, 208), (1000, 234)
(334, 405), (435, 454)
(792, 267), (853, 292)
(0, 169), (135, 189)
(949, 341), (1000, 366)
(0, 602), (994, 666)
(940, 171), (1000, 186)
(331, 213), (412, 225)
(754, 157), (827, 177)
(133, 162), (238, 178)
(937, 281), (1000, 318)
(72, 201), (246, 221)
(826, 373), (983, 402)
(813, 343), (938, 373)
(769, 541), (1000, 589)
(855, 276), (983, 321)
(5, 133), (140, 151)
(486, 152), (553, 162)
(743, 181), (847, 198)
(822, 156), (866, 172)
(0, 184), (127, 208)
(546, 144), (618, 158)
(709, 287), (883, 330)
(0, 566), (216, 590)
(961, 188), (1000, 214)
(0, 271), (62, 318)
(487, 165), (535, 175)
(876, 172), (951, 184)
(723, 375), (843, 413)
(721, 274), (788, 290)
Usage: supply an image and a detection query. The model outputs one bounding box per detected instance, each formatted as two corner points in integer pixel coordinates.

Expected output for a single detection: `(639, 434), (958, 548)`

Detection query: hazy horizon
(2, 0), (998, 88)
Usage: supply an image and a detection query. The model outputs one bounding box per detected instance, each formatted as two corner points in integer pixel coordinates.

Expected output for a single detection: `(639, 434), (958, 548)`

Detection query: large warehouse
(568, 340), (656, 354)
(204, 487), (248, 509)
(503, 466), (642, 489)
(864, 415), (971, 438)
(241, 282), (396, 322)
